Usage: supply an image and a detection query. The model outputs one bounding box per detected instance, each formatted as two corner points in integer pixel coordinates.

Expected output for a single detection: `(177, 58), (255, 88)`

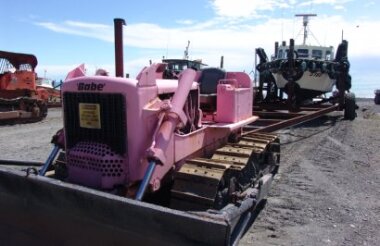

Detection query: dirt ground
(241, 99), (380, 246)
(0, 99), (379, 245)
(0, 108), (63, 162)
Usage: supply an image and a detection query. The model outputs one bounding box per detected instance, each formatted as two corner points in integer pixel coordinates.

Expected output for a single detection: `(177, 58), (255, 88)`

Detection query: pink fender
(65, 64), (85, 80)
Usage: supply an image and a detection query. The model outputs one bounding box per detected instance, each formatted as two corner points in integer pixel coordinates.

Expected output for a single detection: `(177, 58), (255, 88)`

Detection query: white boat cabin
(276, 44), (334, 61)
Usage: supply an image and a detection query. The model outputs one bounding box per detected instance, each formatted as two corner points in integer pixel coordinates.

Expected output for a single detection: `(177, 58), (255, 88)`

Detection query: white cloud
(37, 58), (151, 80)
(36, 64), (80, 79)
(334, 5), (346, 10)
(211, 0), (290, 18)
(176, 19), (195, 25)
(34, 13), (380, 80)
(37, 16), (378, 55)
(35, 21), (113, 42)
(364, 1), (375, 7)
(299, 0), (352, 7)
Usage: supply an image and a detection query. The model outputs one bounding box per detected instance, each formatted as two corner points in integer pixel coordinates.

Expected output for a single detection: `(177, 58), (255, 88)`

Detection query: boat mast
(183, 40), (190, 60)
(295, 14), (317, 45)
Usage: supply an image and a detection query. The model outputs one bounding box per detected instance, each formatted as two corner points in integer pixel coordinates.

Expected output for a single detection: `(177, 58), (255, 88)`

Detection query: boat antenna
(183, 40), (190, 60)
(295, 14), (317, 45)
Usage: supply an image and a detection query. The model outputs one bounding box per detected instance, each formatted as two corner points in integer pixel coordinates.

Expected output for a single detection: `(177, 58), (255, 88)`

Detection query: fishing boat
(256, 14), (352, 105)
(162, 41), (207, 79)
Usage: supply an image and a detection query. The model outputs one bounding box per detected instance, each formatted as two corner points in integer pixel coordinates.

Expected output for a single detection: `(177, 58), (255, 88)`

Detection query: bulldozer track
(0, 97), (47, 124)
(170, 132), (280, 211)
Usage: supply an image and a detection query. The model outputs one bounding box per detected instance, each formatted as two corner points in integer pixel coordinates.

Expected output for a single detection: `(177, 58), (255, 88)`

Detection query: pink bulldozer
(57, 61), (261, 199)
(0, 18), (279, 245)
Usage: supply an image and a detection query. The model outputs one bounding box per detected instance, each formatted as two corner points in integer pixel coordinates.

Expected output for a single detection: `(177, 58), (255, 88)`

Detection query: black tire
(40, 102), (48, 118)
(375, 91), (380, 105)
(344, 92), (357, 120)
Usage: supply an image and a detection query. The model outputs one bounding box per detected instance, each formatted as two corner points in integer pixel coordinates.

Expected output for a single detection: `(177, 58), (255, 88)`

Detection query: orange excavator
(0, 50), (49, 123)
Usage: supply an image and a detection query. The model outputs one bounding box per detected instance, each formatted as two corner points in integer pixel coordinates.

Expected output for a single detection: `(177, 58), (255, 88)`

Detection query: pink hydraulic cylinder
(137, 69), (196, 200)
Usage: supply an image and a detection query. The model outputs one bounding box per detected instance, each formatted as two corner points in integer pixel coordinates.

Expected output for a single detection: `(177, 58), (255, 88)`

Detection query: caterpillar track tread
(170, 133), (280, 211)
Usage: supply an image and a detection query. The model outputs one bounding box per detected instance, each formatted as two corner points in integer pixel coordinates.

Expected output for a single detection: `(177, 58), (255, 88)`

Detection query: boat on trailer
(255, 14), (352, 105)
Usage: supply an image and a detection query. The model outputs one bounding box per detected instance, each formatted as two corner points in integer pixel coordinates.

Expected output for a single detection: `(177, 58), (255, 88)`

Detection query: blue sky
(1, 0), (379, 97)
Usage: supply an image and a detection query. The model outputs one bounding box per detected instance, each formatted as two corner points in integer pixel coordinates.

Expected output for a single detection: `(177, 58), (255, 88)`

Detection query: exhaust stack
(274, 42), (279, 58)
(114, 18), (126, 77)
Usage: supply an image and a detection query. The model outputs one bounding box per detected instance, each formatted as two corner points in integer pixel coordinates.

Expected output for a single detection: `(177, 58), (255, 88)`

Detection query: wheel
(344, 92), (357, 120)
(375, 90), (380, 105)
(284, 82), (301, 112)
(264, 76), (278, 102)
(40, 102), (48, 118)
(54, 152), (68, 180)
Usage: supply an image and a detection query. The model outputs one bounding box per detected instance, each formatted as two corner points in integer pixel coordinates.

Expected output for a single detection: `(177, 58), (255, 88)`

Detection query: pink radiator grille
(67, 141), (127, 189)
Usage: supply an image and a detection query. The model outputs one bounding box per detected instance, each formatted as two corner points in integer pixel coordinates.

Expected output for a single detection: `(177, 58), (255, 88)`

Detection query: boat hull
(273, 71), (335, 93)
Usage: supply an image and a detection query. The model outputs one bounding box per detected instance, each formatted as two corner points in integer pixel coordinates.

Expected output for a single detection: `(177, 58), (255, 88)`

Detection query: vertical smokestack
(274, 42), (279, 58)
(289, 39), (295, 58)
(220, 56), (224, 69)
(289, 39), (295, 72)
(114, 18), (126, 77)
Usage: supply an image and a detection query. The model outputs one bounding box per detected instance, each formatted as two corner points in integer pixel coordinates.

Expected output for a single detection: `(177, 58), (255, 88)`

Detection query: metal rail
(244, 103), (340, 135)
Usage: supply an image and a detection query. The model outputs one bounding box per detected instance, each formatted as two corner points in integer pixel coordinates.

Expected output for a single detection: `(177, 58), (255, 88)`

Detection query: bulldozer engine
(61, 64), (200, 192)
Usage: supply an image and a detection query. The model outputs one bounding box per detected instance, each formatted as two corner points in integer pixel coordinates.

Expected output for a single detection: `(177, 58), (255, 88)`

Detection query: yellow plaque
(79, 103), (101, 129)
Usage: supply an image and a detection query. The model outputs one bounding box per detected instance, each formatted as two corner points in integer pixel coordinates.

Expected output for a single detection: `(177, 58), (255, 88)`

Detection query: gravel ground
(241, 98), (380, 246)
(0, 108), (63, 162)
(0, 99), (379, 245)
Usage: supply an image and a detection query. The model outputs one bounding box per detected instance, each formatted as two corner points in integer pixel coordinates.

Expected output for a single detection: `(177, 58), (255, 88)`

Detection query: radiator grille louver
(63, 92), (127, 155)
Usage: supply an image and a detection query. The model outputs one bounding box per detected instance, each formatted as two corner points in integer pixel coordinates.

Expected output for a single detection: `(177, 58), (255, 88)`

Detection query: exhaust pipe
(114, 18), (126, 77)
(274, 41), (279, 58)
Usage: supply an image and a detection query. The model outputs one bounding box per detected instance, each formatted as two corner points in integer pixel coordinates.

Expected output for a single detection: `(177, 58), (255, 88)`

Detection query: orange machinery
(0, 50), (49, 122)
